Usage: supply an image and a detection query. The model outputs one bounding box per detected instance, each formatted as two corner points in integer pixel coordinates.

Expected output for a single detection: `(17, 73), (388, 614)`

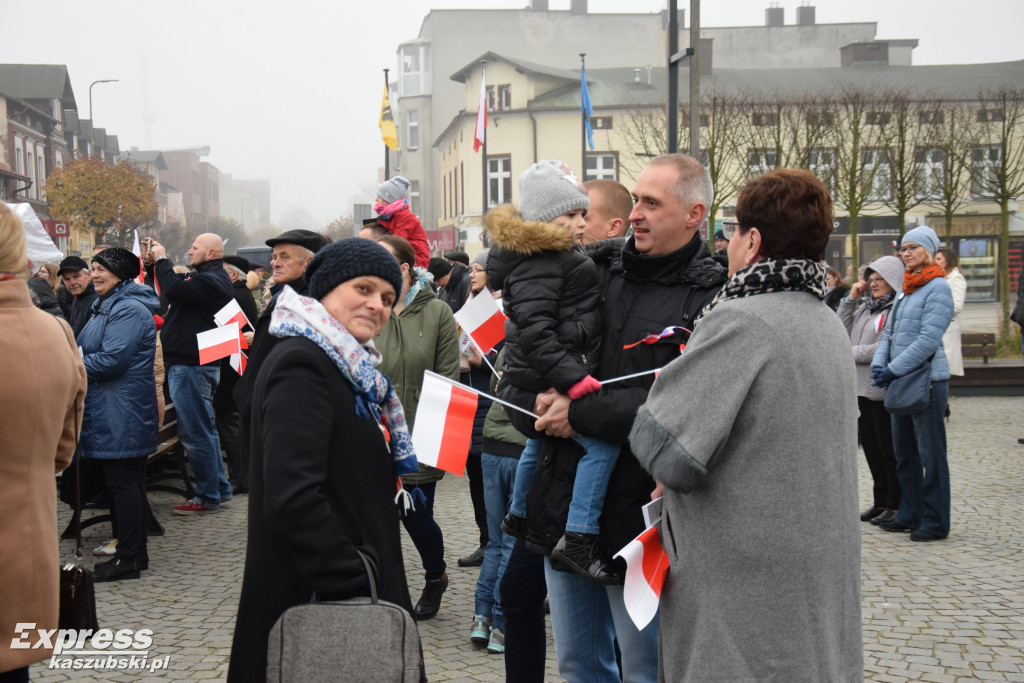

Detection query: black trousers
(500, 538), (548, 683)
(216, 410), (240, 482)
(466, 451), (488, 546)
(102, 456), (149, 559)
(859, 396), (901, 510)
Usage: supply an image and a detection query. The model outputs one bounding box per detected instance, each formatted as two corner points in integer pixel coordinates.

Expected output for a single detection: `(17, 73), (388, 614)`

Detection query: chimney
(765, 3), (784, 27)
(796, 4), (815, 26)
(570, 0), (587, 15)
(529, 0), (548, 10)
(840, 42), (890, 68)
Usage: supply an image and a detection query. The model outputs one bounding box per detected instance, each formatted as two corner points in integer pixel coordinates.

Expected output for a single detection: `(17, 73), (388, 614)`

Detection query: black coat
(154, 259), (233, 366)
(213, 279), (259, 412)
(27, 278), (61, 316)
(486, 205), (602, 397)
(504, 234), (727, 557)
(227, 336), (413, 682)
(438, 263), (471, 313)
(67, 282), (99, 337)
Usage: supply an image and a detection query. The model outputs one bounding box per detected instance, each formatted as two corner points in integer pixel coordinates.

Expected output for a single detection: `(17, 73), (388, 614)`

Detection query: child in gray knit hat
(485, 160), (620, 585)
(374, 175), (431, 269)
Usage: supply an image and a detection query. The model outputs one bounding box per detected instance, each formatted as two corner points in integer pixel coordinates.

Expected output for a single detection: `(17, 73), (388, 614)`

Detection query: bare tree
(825, 84), (895, 271)
(685, 88), (750, 225)
(881, 88), (929, 237)
(972, 86), (1024, 333)
(919, 101), (977, 243)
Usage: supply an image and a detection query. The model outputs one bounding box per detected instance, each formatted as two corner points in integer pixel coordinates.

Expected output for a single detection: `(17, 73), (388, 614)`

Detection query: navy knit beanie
(305, 238), (403, 301)
(93, 247), (140, 282)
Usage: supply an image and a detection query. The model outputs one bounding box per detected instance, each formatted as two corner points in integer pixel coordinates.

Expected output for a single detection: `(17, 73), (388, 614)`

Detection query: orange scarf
(902, 262), (945, 294)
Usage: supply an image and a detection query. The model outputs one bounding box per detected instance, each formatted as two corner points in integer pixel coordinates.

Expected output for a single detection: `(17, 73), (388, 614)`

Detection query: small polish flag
(473, 69), (487, 153)
(131, 230), (145, 285)
(229, 351), (247, 376)
(454, 291), (507, 354)
(197, 322), (241, 365)
(215, 299), (252, 349)
(613, 523), (669, 631)
(411, 371), (479, 475)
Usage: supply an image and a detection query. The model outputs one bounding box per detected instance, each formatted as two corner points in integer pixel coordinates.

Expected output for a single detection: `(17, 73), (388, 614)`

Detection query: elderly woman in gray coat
(838, 255), (904, 526)
(629, 169), (862, 682)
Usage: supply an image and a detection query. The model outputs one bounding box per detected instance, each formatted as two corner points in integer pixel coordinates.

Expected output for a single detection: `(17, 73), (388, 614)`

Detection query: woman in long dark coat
(228, 238), (419, 682)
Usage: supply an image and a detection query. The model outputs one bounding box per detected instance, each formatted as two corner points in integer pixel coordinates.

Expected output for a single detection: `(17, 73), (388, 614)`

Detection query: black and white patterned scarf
(695, 258), (827, 325)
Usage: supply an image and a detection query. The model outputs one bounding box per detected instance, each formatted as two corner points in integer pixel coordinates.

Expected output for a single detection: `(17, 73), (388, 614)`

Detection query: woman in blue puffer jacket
(871, 226), (954, 542)
(78, 247), (161, 582)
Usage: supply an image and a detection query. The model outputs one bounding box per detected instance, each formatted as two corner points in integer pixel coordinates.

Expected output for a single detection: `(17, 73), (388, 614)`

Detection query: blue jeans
(474, 453), (518, 630)
(891, 380), (950, 537)
(168, 364), (231, 509)
(401, 481), (446, 580)
(544, 559), (659, 683)
(510, 437), (620, 534)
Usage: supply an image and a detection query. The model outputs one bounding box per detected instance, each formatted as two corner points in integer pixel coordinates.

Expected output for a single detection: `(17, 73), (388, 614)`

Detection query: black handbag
(882, 295), (935, 416)
(56, 319), (99, 631)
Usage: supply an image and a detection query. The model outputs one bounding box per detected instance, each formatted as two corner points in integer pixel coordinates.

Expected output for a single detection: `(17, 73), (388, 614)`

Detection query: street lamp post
(88, 79), (119, 121)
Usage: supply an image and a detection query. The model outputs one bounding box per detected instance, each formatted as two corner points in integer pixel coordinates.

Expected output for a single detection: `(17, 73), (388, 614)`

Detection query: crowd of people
(0, 147), (994, 682)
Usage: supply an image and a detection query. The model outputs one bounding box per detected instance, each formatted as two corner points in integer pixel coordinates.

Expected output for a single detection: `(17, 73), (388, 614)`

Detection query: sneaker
(93, 556), (141, 582)
(173, 499), (219, 515)
(486, 627), (505, 654)
(92, 539), (117, 556)
(501, 514), (528, 540)
(550, 532), (621, 585)
(469, 615), (492, 644)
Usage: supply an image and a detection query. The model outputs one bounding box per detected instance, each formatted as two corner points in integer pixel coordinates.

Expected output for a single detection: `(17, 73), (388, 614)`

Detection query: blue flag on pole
(581, 64), (594, 150)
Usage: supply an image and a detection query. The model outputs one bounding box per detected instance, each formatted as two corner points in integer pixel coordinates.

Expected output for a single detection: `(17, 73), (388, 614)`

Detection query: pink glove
(567, 375), (602, 400)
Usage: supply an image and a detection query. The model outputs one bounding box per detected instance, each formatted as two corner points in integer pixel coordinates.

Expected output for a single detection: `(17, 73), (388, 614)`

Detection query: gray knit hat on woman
(863, 255), (905, 292)
(518, 160), (590, 224)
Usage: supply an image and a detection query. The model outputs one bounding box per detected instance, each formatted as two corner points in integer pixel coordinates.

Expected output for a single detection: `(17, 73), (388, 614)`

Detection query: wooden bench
(961, 332), (996, 364)
(61, 403), (192, 540)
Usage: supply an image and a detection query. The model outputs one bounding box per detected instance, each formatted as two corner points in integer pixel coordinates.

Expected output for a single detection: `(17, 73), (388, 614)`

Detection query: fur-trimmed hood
(485, 204), (575, 255)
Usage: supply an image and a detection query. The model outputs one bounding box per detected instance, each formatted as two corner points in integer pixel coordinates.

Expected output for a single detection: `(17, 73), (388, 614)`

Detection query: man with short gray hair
(58, 256), (98, 336)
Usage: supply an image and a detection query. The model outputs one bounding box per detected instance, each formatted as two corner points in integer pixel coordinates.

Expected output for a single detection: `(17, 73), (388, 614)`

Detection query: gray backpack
(266, 552), (423, 682)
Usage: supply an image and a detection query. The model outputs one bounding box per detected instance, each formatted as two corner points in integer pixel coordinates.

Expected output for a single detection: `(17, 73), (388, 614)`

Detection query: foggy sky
(2, 0), (1021, 230)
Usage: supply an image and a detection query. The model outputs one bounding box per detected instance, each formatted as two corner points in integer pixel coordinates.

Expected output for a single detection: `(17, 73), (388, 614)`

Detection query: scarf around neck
(374, 197), (408, 220)
(865, 289), (896, 313)
(269, 286), (420, 501)
(696, 258), (827, 325)
(902, 262), (945, 294)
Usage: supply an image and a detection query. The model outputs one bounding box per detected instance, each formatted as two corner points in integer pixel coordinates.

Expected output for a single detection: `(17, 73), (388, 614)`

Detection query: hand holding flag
(453, 290), (507, 354)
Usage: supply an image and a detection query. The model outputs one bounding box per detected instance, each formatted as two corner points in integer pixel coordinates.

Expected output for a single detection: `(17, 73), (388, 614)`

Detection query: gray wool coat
(629, 291), (863, 683)
(837, 295), (892, 401)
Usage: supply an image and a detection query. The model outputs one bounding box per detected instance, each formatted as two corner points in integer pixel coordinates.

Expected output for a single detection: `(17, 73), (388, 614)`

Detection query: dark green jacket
(375, 281), (460, 484)
(482, 348), (527, 457)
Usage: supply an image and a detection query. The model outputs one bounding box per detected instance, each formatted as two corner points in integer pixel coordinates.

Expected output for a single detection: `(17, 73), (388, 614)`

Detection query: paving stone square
(32, 395), (1023, 681)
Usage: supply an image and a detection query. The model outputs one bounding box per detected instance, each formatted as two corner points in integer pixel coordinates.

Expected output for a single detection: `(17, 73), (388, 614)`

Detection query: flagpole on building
(383, 69), (391, 179)
(580, 53), (587, 176)
(479, 60), (487, 229)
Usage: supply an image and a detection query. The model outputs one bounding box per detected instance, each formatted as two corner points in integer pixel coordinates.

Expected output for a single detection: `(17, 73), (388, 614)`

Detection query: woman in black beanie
(78, 247), (162, 582)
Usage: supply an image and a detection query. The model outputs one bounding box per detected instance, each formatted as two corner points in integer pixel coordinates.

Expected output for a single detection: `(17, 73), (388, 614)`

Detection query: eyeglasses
(897, 244), (923, 255)
(721, 221), (741, 240)
(469, 265), (486, 274)
(868, 277), (885, 285)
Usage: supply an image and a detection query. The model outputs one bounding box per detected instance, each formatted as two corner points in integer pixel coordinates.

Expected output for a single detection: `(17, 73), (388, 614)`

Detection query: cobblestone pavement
(32, 395), (1023, 682)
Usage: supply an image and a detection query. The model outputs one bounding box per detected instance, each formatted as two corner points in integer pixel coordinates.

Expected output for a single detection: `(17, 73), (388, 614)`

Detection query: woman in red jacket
(376, 175), (430, 268)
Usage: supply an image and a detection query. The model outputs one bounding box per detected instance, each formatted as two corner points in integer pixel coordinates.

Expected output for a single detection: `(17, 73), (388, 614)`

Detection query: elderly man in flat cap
(231, 229), (331, 491)
(58, 255), (99, 336)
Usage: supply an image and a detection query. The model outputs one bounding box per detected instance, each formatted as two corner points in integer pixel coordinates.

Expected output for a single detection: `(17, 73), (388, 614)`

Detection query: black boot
(93, 556), (141, 582)
(500, 514), (528, 540)
(412, 572), (448, 621)
(550, 532), (620, 586)
(457, 544), (486, 567)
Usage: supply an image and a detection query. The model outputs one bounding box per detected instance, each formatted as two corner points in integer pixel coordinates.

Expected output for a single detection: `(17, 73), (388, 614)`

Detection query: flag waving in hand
(411, 371), (478, 475)
(453, 289), (507, 354)
(614, 522), (669, 630)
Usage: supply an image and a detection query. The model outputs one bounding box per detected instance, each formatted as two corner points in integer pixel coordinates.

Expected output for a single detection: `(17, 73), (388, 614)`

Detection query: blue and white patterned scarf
(269, 286), (420, 507)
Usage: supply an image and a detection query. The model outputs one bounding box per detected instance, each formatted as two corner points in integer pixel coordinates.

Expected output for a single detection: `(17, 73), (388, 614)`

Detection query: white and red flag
(473, 69), (487, 152)
(214, 299), (252, 350)
(130, 230), (146, 285)
(453, 289), (507, 354)
(411, 371), (479, 475)
(613, 522), (670, 630)
(229, 350), (247, 376)
(197, 322), (241, 366)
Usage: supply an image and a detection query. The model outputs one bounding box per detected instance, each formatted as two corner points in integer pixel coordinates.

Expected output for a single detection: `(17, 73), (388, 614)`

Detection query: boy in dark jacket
(486, 160), (619, 584)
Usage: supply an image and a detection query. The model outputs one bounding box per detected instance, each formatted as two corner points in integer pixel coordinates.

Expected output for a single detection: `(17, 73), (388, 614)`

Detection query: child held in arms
(374, 176), (430, 269)
(485, 160), (619, 585)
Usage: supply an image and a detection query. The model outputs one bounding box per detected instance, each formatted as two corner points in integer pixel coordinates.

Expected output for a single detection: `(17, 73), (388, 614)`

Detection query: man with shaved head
(145, 233), (234, 514)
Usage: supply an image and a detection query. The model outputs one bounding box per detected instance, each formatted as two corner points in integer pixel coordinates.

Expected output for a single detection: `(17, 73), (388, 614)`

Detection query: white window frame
(487, 155), (512, 208)
(914, 147), (944, 200)
(808, 148), (836, 193)
(862, 148), (891, 202)
(747, 149), (777, 178)
(971, 144), (1001, 198)
(584, 153), (617, 181)
(406, 110), (419, 150)
(400, 44), (430, 97)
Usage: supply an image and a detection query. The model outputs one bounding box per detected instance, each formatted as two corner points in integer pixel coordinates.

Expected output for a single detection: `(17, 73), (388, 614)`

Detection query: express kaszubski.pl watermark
(12, 623), (170, 672)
